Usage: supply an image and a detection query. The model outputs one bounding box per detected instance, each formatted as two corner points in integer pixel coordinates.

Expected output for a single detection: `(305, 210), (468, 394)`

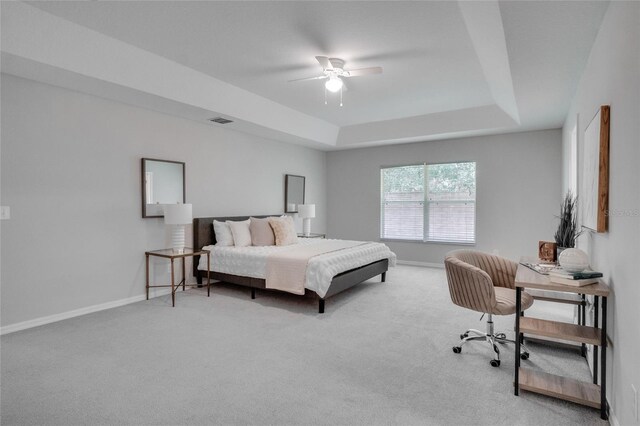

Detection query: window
(380, 162), (476, 244)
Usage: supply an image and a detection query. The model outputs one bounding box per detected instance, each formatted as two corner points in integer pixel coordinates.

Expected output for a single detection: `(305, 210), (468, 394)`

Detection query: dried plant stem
(554, 191), (582, 248)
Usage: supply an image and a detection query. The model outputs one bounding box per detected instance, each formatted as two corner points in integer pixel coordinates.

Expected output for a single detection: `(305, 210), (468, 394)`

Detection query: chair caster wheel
(496, 333), (506, 340)
(452, 346), (462, 354)
(490, 359), (500, 367)
(460, 333), (468, 340)
(520, 352), (530, 360)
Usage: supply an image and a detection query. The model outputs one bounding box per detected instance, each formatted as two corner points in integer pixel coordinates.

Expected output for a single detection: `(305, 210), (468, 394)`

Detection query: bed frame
(192, 215), (388, 313)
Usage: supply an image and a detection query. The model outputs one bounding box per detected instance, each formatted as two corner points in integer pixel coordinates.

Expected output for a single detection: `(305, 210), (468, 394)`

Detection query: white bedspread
(198, 238), (396, 298)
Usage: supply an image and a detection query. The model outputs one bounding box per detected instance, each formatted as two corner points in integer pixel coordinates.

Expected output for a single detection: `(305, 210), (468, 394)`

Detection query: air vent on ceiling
(209, 117), (233, 124)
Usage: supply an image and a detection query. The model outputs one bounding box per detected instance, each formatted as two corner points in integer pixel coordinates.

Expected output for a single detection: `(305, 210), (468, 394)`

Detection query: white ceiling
(3, 1), (609, 150)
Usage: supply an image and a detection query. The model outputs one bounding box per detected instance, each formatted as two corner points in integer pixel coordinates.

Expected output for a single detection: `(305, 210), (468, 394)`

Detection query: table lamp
(298, 204), (316, 237)
(164, 203), (192, 253)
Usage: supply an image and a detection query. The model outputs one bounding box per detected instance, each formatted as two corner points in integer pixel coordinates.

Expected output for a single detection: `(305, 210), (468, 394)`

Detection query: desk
(514, 259), (610, 420)
(145, 248), (210, 307)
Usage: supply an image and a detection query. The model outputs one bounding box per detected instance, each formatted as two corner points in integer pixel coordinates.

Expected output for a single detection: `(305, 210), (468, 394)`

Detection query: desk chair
(444, 250), (533, 367)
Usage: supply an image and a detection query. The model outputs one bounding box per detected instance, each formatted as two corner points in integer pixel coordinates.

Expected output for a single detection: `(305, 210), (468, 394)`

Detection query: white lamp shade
(298, 204), (316, 218)
(164, 203), (192, 225)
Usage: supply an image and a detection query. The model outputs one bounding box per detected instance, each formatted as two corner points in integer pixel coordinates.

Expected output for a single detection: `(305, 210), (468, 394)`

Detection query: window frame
(380, 161), (477, 245)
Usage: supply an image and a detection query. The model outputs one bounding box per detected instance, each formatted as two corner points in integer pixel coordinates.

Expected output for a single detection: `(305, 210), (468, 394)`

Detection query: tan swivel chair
(444, 250), (534, 367)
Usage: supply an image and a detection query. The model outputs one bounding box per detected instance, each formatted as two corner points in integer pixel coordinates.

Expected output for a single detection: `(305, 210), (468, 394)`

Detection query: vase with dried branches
(554, 191), (582, 254)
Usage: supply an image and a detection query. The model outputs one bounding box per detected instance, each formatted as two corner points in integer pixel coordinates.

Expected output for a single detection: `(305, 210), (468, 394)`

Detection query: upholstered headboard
(192, 215), (278, 277)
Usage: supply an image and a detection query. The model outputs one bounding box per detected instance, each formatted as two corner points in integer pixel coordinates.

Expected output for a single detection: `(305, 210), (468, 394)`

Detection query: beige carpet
(1, 265), (607, 425)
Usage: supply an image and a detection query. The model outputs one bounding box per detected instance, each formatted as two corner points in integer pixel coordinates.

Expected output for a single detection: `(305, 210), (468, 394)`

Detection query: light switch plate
(0, 206), (10, 220)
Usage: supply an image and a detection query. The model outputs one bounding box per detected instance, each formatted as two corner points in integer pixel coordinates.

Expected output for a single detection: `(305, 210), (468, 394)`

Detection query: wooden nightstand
(145, 248), (210, 307)
(297, 233), (326, 238)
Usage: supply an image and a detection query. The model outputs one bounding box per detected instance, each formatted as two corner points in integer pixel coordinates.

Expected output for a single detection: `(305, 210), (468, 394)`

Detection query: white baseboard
(2, 261), (441, 335)
(397, 260), (444, 269)
(608, 409), (619, 426)
(0, 288), (172, 336)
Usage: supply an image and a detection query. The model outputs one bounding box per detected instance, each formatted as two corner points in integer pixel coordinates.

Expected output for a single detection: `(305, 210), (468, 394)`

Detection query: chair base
(452, 315), (529, 367)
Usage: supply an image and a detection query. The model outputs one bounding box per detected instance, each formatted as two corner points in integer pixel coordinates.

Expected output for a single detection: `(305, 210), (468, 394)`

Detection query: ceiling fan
(289, 56), (383, 105)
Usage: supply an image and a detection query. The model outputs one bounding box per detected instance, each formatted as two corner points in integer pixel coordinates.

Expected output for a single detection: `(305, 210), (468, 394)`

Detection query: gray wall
(326, 129), (562, 264)
(0, 74), (326, 327)
(561, 2), (640, 424)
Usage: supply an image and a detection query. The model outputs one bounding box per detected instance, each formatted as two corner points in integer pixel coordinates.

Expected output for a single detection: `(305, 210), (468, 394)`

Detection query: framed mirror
(285, 174), (305, 213)
(141, 158), (185, 218)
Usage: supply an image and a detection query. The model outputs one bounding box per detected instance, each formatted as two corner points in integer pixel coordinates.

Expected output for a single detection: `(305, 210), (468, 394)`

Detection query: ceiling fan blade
(344, 67), (383, 77)
(288, 75), (327, 83)
(315, 56), (333, 71)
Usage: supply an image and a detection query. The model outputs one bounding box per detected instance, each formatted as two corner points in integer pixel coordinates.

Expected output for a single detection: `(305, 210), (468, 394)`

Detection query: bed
(192, 215), (396, 313)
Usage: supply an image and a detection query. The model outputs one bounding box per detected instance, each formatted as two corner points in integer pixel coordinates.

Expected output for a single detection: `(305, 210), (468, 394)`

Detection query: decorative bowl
(558, 248), (589, 273)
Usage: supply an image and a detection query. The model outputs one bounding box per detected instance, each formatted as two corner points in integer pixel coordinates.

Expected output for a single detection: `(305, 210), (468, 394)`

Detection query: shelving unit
(514, 259), (610, 420)
(519, 317), (601, 346)
(518, 369), (601, 409)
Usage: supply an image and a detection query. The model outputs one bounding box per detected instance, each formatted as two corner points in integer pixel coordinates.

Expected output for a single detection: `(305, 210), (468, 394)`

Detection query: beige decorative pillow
(250, 217), (275, 246)
(268, 216), (298, 246)
(227, 219), (252, 247)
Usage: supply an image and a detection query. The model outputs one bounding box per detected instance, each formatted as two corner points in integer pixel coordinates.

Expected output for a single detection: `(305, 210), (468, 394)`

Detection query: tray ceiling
(2, 1), (609, 149)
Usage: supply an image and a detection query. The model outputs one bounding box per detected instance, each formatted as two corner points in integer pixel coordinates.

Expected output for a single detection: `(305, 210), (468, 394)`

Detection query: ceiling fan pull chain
(324, 86), (327, 105)
(340, 86), (343, 107)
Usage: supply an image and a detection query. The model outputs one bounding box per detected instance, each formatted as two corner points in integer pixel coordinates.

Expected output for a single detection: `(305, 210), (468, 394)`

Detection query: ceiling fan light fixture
(325, 76), (343, 93)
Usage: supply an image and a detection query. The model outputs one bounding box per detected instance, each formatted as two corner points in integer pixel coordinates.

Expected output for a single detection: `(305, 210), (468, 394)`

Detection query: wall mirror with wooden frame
(285, 174), (305, 213)
(141, 158), (185, 218)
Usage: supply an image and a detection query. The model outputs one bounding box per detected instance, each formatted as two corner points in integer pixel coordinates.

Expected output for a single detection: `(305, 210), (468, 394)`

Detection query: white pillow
(213, 220), (234, 246)
(227, 219), (252, 247)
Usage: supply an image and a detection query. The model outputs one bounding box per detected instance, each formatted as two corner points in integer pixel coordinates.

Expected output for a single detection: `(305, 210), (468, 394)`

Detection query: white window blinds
(380, 165), (424, 240)
(381, 162), (476, 244)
